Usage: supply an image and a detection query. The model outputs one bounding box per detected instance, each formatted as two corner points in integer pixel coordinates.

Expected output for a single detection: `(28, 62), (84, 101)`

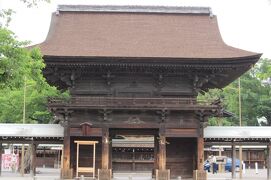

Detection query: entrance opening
(112, 135), (154, 172)
(110, 129), (157, 178)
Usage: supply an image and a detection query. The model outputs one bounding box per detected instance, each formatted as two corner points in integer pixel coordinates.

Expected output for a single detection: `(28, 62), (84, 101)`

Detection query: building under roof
(32, 5), (262, 179)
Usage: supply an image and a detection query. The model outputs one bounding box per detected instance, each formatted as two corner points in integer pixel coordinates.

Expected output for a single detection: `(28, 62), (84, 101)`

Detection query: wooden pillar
(99, 127), (111, 180)
(102, 127), (109, 169)
(132, 148), (135, 171)
(0, 143), (2, 176)
(156, 125), (170, 180)
(154, 134), (159, 175)
(31, 143), (37, 177)
(109, 137), (112, 170)
(232, 141), (236, 179)
(158, 126), (166, 170)
(197, 137), (204, 171)
(267, 143), (271, 180)
(62, 119), (72, 178)
(193, 122), (207, 180)
(43, 147), (46, 168)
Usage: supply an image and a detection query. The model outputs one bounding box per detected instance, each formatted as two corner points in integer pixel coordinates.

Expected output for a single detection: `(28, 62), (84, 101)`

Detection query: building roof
(204, 126), (271, 139)
(0, 124), (271, 145)
(0, 123), (63, 138)
(36, 5), (260, 59)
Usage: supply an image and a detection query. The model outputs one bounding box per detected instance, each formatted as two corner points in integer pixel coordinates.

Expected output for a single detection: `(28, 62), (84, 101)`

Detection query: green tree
(0, 0), (67, 124)
(200, 59), (271, 126)
(255, 58), (271, 125)
(0, 27), (67, 123)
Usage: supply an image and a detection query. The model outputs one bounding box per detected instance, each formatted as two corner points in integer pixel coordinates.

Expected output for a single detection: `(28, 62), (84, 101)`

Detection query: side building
(37, 5), (261, 180)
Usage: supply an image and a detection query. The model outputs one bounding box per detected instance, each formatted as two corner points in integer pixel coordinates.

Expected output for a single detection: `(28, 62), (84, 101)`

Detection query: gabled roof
(36, 5), (261, 60)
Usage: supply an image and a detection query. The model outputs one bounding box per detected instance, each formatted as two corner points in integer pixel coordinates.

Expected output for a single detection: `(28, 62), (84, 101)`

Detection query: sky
(0, 0), (271, 58)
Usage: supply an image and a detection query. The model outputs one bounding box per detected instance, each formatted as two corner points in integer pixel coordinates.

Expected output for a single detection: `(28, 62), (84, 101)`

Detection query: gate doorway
(110, 129), (157, 176)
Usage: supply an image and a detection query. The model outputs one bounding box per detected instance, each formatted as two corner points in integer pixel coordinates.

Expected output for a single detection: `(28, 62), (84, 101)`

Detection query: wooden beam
(205, 141), (269, 146)
(197, 137), (204, 171)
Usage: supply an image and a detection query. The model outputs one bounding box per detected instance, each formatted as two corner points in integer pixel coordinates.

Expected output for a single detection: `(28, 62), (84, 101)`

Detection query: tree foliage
(0, 0), (66, 124)
(200, 58), (271, 126)
(0, 27), (67, 124)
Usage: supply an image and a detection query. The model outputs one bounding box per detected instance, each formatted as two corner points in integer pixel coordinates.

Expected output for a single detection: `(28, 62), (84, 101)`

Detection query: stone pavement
(208, 169), (268, 180)
(0, 168), (268, 180)
(0, 167), (60, 180)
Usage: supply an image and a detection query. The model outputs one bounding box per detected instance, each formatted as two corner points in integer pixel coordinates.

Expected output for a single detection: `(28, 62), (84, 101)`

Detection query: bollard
(255, 162), (258, 174)
(242, 162), (246, 174)
(80, 175), (85, 180)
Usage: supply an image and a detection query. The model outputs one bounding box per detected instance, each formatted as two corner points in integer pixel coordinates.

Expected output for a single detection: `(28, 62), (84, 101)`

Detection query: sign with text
(1, 154), (19, 172)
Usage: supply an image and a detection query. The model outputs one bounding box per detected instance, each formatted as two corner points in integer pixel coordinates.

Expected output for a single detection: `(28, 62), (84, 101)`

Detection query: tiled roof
(36, 5), (260, 59)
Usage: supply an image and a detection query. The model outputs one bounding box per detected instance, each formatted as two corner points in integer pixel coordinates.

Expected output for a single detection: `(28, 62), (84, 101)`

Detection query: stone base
(193, 170), (207, 180)
(156, 169), (170, 180)
(98, 169), (112, 180)
(61, 168), (73, 179)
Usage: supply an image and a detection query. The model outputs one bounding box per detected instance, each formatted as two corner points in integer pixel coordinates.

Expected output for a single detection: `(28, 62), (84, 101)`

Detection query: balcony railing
(48, 97), (219, 110)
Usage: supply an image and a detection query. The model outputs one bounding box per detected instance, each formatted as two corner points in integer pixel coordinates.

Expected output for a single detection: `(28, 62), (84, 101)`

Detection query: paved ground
(208, 169), (268, 180)
(0, 168), (60, 180)
(0, 168), (269, 180)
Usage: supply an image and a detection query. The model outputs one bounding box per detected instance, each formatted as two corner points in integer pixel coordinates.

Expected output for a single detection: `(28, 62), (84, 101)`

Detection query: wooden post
(62, 120), (72, 178)
(156, 125), (170, 180)
(102, 127), (109, 169)
(43, 147), (46, 168)
(93, 143), (96, 178)
(20, 144), (25, 176)
(239, 146), (243, 178)
(267, 143), (271, 180)
(99, 127), (111, 180)
(109, 137), (112, 170)
(0, 143), (2, 176)
(154, 134), (159, 174)
(132, 148), (135, 171)
(158, 126), (166, 170)
(31, 143), (37, 177)
(74, 141), (98, 178)
(61, 146), (64, 171)
(76, 142), (79, 177)
(232, 141), (236, 179)
(197, 137), (204, 171)
(193, 123), (207, 180)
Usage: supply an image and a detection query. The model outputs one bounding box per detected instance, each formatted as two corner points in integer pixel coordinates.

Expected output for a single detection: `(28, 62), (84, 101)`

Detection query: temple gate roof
(36, 5), (261, 60)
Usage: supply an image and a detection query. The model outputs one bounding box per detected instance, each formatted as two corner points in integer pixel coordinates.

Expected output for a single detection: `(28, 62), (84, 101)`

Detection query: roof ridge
(57, 5), (212, 15)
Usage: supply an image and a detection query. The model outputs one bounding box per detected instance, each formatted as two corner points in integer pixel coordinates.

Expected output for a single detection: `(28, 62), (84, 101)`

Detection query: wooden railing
(48, 97), (219, 110)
